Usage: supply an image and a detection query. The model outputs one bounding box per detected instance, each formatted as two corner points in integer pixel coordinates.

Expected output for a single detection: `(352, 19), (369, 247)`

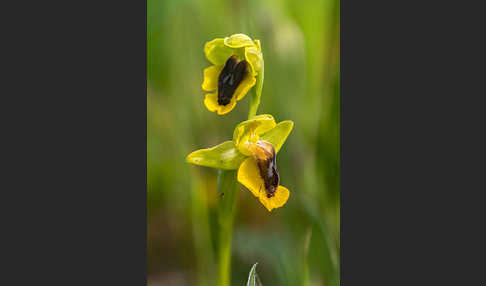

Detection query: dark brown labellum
(254, 142), (280, 198)
(218, 56), (247, 106)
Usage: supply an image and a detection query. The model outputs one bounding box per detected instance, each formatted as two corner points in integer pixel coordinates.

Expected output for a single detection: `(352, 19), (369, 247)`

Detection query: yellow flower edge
(233, 114), (276, 141)
(232, 116), (294, 156)
(224, 33), (255, 48)
(245, 46), (263, 76)
(204, 92), (237, 115)
(237, 157), (290, 212)
(201, 65), (223, 91)
(204, 34), (262, 72)
(233, 114), (276, 155)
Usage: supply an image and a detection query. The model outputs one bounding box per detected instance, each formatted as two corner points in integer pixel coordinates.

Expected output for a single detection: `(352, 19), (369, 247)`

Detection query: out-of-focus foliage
(147, 0), (340, 284)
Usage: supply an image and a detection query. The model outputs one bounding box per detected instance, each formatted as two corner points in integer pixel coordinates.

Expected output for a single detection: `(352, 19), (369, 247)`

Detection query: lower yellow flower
(186, 114), (293, 212)
(202, 34), (263, 115)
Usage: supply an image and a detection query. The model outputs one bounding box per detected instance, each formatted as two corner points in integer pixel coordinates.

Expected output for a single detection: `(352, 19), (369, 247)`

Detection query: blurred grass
(147, 0), (340, 285)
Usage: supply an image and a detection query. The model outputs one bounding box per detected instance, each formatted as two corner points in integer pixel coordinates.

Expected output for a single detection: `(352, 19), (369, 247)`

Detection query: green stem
(217, 169), (239, 286)
(248, 61), (264, 119)
(190, 168), (214, 286)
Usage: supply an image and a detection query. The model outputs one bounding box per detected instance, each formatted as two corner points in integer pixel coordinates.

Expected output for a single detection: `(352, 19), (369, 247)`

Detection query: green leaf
(246, 262), (259, 286)
(186, 141), (246, 170)
(260, 120), (294, 153)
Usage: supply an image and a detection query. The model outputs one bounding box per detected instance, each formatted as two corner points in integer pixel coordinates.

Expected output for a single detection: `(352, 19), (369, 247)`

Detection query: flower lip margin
(237, 156), (290, 212)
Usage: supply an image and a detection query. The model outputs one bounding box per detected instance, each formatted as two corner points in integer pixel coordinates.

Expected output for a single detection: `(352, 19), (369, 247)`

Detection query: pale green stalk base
(217, 169), (239, 286)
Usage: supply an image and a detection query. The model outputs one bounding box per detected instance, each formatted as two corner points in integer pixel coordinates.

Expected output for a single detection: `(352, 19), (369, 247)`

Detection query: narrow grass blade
(247, 262), (259, 286)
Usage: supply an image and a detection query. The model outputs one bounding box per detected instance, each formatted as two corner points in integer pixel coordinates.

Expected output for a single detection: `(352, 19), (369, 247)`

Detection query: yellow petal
(254, 39), (262, 52)
(234, 72), (256, 101)
(233, 115), (276, 155)
(204, 38), (235, 65)
(245, 46), (263, 76)
(217, 95), (238, 115)
(202, 65), (223, 91)
(204, 93), (219, 112)
(237, 157), (264, 198)
(233, 125), (258, 156)
(224, 34), (255, 48)
(204, 91), (238, 115)
(258, 185), (290, 212)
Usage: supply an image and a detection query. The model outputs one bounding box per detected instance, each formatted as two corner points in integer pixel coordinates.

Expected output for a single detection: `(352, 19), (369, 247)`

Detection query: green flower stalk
(216, 169), (238, 286)
(187, 33), (293, 286)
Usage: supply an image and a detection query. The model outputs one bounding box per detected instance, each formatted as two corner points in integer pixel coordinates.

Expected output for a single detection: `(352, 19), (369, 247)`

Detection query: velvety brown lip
(254, 141), (280, 198)
(218, 56), (247, 106)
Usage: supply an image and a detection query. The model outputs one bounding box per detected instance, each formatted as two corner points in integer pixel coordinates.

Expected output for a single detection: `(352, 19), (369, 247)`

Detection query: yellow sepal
(224, 33), (255, 48)
(204, 38), (234, 65)
(233, 114), (276, 155)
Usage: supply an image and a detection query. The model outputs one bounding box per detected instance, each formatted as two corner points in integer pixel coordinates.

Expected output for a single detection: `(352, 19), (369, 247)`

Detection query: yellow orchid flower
(202, 34), (263, 115)
(186, 114), (293, 211)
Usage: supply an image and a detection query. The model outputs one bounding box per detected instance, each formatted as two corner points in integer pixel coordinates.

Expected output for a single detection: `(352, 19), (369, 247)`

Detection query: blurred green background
(147, 0), (339, 285)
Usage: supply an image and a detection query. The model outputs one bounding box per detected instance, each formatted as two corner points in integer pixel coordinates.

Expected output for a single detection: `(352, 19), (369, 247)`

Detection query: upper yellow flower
(186, 114), (293, 211)
(202, 34), (263, 115)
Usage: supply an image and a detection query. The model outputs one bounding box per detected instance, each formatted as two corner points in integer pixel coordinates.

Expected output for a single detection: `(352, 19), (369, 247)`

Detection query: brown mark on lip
(253, 141), (280, 198)
(218, 56), (248, 106)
